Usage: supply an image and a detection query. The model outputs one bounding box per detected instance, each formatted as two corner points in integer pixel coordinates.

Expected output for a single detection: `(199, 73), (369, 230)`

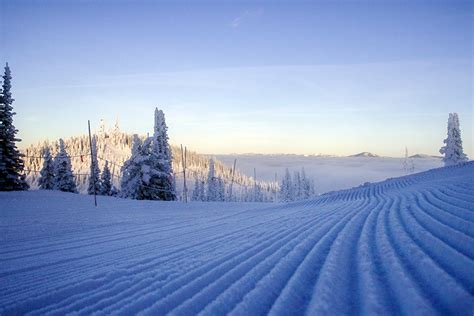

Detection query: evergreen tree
(120, 135), (144, 199)
(293, 170), (302, 200)
(403, 146), (409, 174)
(136, 137), (167, 200)
(53, 139), (77, 193)
(217, 177), (226, 201)
(100, 160), (112, 196)
(192, 177), (200, 201)
(38, 146), (55, 190)
(279, 168), (294, 202)
(88, 136), (101, 195)
(199, 180), (206, 201)
(206, 158), (219, 201)
(120, 135), (171, 200)
(0, 63), (28, 191)
(120, 108), (177, 201)
(301, 168), (312, 199)
(151, 108), (176, 200)
(440, 113), (468, 166)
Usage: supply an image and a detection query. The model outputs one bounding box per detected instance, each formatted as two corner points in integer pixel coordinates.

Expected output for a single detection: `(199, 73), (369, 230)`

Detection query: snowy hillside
(216, 154), (443, 194)
(21, 125), (278, 201)
(1, 162), (473, 314)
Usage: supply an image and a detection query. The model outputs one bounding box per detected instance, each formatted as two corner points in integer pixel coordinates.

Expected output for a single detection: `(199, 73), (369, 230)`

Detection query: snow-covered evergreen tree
(191, 176), (207, 201)
(88, 136), (101, 195)
(120, 135), (144, 199)
(120, 108), (177, 201)
(293, 170), (302, 200)
(279, 168), (294, 202)
(199, 180), (206, 201)
(192, 177), (200, 201)
(301, 168), (313, 199)
(402, 147), (415, 174)
(53, 139), (77, 193)
(206, 158), (220, 201)
(151, 108), (176, 200)
(136, 137), (166, 200)
(217, 177), (226, 201)
(100, 160), (112, 196)
(38, 147), (55, 190)
(0, 63), (28, 191)
(440, 113), (468, 166)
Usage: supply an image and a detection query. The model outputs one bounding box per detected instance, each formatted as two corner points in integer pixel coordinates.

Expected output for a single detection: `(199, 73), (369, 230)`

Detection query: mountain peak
(349, 152), (379, 158)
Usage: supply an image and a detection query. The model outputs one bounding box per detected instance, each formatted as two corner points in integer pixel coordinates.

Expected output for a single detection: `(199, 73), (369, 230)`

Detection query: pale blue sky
(0, 0), (472, 157)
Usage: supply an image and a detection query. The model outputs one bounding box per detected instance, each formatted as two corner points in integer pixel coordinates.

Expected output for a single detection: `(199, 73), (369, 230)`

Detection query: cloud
(230, 8), (263, 28)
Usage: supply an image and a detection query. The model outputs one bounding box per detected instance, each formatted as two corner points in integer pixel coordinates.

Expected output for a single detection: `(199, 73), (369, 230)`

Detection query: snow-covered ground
(216, 154), (443, 193)
(1, 162), (473, 315)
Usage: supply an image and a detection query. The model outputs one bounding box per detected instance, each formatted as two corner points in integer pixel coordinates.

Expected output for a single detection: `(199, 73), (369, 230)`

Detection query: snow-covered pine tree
(206, 158), (220, 201)
(136, 137), (165, 200)
(0, 63), (28, 191)
(403, 146), (409, 174)
(293, 170), (302, 200)
(279, 168), (293, 202)
(38, 146), (55, 190)
(192, 177), (201, 201)
(100, 160), (112, 196)
(88, 136), (101, 195)
(440, 113), (468, 166)
(217, 177), (226, 201)
(151, 108), (176, 200)
(199, 180), (206, 201)
(121, 134), (171, 200)
(120, 135), (143, 199)
(53, 139), (77, 193)
(301, 168), (312, 199)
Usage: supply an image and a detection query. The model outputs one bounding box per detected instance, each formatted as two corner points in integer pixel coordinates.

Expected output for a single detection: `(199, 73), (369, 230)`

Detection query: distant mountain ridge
(349, 152), (380, 158)
(409, 154), (442, 159)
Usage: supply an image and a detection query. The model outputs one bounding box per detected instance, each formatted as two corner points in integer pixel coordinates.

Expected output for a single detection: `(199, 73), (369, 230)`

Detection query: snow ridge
(0, 162), (473, 315)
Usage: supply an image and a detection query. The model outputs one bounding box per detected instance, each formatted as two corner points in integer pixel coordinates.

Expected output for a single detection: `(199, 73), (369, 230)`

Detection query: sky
(0, 0), (472, 157)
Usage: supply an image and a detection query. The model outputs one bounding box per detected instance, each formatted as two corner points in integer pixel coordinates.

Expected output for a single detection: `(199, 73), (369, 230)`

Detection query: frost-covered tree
(293, 171), (302, 200)
(0, 63), (28, 191)
(300, 168), (314, 199)
(135, 137), (166, 200)
(217, 177), (226, 201)
(120, 109), (177, 201)
(38, 147), (55, 190)
(120, 135), (144, 199)
(192, 177), (206, 201)
(206, 158), (220, 201)
(88, 136), (101, 195)
(151, 108), (176, 200)
(279, 168), (294, 202)
(199, 180), (206, 201)
(53, 139), (77, 193)
(100, 160), (112, 196)
(192, 177), (200, 201)
(440, 113), (468, 166)
(402, 147), (415, 174)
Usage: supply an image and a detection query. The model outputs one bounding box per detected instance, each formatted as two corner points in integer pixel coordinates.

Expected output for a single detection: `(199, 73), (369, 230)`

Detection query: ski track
(1, 162), (473, 315)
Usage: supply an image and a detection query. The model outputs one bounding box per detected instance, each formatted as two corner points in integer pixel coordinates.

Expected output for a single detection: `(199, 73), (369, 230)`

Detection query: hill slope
(22, 127), (278, 201)
(1, 162), (473, 314)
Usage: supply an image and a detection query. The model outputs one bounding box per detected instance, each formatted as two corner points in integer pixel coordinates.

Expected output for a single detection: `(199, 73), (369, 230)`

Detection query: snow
(216, 154), (443, 194)
(1, 162), (473, 314)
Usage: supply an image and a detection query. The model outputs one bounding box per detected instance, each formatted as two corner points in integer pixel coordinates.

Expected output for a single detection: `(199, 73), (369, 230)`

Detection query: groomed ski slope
(1, 162), (473, 315)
